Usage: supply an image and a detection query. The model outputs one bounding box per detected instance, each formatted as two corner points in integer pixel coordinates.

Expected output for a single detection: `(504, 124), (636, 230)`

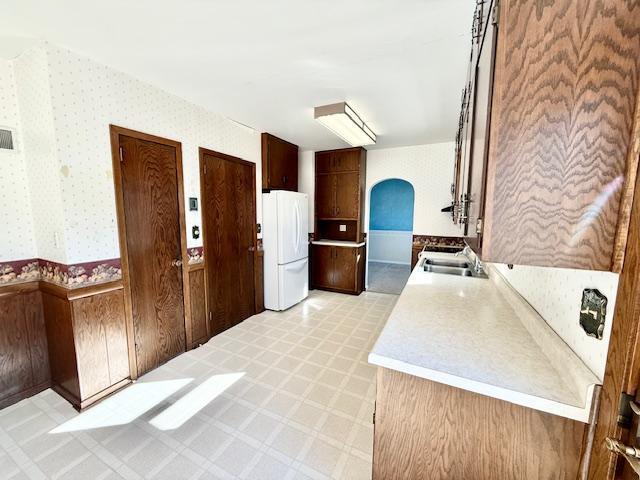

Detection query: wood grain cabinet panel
(0, 285), (50, 408)
(188, 267), (208, 346)
(42, 282), (131, 410)
(311, 245), (365, 295)
(479, 0), (640, 270)
(373, 368), (586, 480)
(315, 174), (336, 219)
(334, 172), (360, 219)
(261, 133), (298, 192)
(312, 244), (334, 289)
(332, 247), (357, 291)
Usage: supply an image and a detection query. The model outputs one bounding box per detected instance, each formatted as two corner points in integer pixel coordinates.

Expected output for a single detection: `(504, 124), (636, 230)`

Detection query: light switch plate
(339, 224), (347, 232)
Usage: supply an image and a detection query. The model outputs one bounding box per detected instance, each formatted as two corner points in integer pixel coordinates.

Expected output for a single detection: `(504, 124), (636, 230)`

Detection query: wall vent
(0, 129), (14, 150)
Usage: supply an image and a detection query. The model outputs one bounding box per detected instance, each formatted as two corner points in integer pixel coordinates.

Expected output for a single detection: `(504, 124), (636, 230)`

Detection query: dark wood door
(316, 174), (336, 219)
(312, 245), (334, 288)
(335, 172), (359, 219)
(119, 134), (185, 376)
(201, 150), (256, 336)
(332, 247), (357, 291)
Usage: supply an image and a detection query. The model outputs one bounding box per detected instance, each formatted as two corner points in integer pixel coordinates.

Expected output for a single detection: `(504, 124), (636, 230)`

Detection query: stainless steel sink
(424, 258), (471, 269)
(423, 264), (474, 276)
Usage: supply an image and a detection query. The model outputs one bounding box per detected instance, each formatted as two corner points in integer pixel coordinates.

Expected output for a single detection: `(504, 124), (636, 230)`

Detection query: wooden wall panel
(254, 251), (264, 314)
(0, 284), (50, 409)
(188, 266), (208, 346)
(374, 368), (586, 480)
(72, 289), (128, 399)
(482, 0), (640, 270)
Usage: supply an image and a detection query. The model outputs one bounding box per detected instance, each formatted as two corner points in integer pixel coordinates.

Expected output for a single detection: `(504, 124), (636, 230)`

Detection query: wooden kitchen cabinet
(451, 0), (640, 271)
(373, 368), (587, 480)
(311, 244), (365, 295)
(41, 281), (131, 410)
(261, 133), (298, 192)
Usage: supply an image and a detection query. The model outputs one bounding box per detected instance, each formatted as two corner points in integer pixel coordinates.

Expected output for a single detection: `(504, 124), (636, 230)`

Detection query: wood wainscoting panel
(373, 368), (586, 480)
(482, 0), (640, 270)
(188, 265), (208, 347)
(255, 250), (264, 314)
(0, 283), (50, 408)
(72, 289), (129, 399)
(41, 290), (80, 402)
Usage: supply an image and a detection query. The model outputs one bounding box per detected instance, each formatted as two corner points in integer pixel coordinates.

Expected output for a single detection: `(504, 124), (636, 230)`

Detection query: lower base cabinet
(311, 244), (365, 294)
(0, 282), (50, 409)
(41, 281), (131, 410)
(373, 368), (588, 480)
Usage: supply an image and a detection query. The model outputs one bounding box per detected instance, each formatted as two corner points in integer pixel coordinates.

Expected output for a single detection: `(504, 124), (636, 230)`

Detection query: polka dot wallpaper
(494, 263), (619, 380)
(8, 43), (261, 265)
(0, 60), (37, 261)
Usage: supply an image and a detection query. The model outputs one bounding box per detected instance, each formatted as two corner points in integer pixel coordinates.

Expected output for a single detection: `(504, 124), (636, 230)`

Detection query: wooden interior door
(200, 149), (256, 336)
(117, 131), (186, 377)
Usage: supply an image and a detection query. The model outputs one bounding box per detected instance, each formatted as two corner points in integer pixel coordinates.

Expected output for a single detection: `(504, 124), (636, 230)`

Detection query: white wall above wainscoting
(493, 263), (619, 381)
(368, 230), (413, 265)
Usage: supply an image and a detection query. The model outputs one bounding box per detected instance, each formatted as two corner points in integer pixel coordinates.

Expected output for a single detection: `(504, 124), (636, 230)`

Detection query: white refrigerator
(262, 191), (309, 311)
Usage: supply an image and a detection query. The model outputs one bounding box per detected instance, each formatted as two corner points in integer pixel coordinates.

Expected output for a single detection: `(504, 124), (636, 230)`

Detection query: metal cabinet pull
(606, 438), (640, 475)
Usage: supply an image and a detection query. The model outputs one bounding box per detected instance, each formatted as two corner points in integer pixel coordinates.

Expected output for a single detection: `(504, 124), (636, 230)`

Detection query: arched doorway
(367, 179), (415, 294)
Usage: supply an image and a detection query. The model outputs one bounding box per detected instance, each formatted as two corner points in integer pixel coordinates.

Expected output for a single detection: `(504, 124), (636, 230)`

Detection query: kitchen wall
(3, 43), (261, 269)
(299, 142), (460, 237)
(494, 263), (619, 380)
(0, 58), (37, 262)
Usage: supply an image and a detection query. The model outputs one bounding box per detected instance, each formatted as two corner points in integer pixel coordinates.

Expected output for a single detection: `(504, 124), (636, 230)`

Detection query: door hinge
(618, 392), (640, 428)
(492, 0), (500, 26)
(119, 146), (124, 162)
(476, 218), (484, 234)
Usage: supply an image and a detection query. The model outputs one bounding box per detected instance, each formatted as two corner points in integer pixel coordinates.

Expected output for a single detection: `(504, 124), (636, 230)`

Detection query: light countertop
(311, 240), (366, 248)
(368, 251), (600, 423)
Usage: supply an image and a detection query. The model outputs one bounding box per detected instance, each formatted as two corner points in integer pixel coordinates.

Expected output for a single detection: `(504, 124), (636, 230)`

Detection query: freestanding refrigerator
(262, 191), (309, 311)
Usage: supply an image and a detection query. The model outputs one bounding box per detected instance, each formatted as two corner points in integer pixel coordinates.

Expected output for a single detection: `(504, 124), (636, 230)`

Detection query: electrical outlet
(339, 224), (347, 232)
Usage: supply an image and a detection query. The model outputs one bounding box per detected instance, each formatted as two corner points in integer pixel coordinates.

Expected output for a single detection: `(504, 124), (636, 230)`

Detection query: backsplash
(494, 263), (619, 380)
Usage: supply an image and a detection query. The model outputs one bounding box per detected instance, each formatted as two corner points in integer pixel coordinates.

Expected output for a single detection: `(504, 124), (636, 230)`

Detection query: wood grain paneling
(261, 133), (298, 191)
(254, 250), (264, 314)
(72, 289), (128, 399)
(200, 148), (257, 337)
(188, 266), (208, 346)
(118, 132), (186, 375)
(374, 368), (586, 480)
(483, 0), (640, 270)
(0, 283), (50, 408)
(332, 247), (357, 291)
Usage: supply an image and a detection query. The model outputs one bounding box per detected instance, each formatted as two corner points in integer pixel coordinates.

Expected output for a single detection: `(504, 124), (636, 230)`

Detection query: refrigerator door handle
(284, 259), (308, 272)
(294, 201), (300, 256)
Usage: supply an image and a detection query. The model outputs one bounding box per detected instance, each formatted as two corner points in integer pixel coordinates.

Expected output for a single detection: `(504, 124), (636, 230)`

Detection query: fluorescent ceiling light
(314, 102), (376, 146)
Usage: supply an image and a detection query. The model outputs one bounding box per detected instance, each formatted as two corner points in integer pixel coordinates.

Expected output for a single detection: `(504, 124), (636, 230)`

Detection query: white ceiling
(1, 0), (474, 151)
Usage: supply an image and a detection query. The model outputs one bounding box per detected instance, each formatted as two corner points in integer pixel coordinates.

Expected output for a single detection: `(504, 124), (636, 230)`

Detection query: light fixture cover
(314, 102), (376, 146)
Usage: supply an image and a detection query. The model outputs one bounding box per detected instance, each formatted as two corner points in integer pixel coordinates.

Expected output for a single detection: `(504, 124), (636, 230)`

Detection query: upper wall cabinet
(261, 133), (299, 192)
(453, 0), (640, 271)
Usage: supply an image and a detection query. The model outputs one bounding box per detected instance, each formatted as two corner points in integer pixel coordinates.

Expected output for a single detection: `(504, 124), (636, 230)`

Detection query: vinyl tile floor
(366, 262), (412, 295)
(0, 290), (396, 480)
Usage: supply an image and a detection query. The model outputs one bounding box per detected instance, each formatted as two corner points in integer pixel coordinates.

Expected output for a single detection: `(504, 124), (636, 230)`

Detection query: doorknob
(606, 438), (640, 475)
(171, 259), (183, 267)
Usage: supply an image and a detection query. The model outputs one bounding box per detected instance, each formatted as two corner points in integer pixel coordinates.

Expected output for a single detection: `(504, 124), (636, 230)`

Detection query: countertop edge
(310, 240), (366, 247)
(368, 352), (595, 423)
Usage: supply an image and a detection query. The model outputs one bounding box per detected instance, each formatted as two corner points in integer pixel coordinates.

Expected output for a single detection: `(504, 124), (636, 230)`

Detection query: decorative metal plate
(580, 288), (607, 340)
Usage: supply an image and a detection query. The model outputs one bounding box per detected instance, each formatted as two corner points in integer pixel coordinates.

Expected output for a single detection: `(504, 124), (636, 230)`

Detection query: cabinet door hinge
(492, 0), (500, 26)
(476, 218), (484, 234)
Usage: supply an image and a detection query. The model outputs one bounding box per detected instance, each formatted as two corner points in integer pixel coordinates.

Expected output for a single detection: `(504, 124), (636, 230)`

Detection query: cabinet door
(335, 172), (359, 219)
(332, 247), (357, 291)
(316, 152), (333, 174)
(312, 245), (334, 288)
(316, 174), (336, 218)
(266, 136), (297, 191)
(465, 0), (497, 251)
(332, 149), (360, 172)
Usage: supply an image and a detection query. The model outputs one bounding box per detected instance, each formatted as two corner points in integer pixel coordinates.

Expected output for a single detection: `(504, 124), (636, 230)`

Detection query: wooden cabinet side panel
(189, 268), (209, 345)
(483, 0), (640, 270)
(24, 291), (50, 387)
(42, 292), (81, 401)
(373, 368), (585, 480)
